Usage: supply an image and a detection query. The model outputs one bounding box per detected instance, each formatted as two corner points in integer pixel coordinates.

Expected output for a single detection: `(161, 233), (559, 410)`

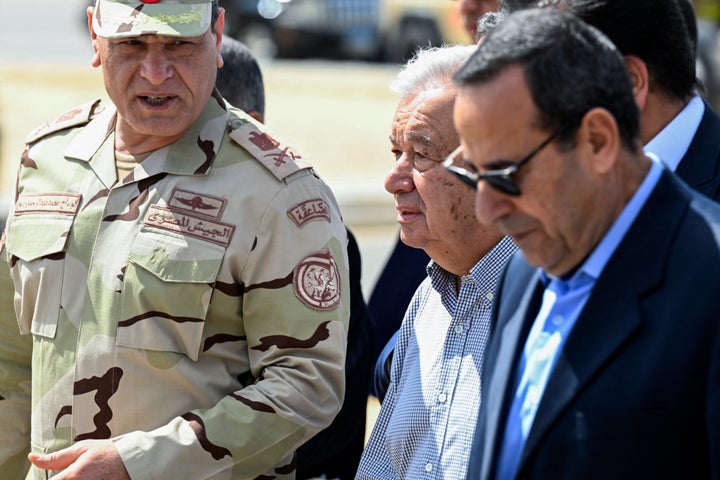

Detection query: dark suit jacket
(467, 169), (720, 479)
(676, 99), (720, 200)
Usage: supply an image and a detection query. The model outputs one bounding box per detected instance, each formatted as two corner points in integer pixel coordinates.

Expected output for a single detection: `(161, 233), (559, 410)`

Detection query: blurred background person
(457, 0), (501, 40)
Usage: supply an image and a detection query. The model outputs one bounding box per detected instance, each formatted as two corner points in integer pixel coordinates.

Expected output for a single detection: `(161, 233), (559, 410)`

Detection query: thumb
(28, 446), (83, 470)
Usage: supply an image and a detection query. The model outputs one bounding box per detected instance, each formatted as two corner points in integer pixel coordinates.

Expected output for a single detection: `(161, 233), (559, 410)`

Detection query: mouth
(395, 206), (422, 223)
(139, 95), (175, 108)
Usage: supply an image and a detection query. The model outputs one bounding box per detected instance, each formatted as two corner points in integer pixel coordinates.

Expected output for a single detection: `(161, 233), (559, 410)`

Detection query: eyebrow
(407, 132), (434, 147)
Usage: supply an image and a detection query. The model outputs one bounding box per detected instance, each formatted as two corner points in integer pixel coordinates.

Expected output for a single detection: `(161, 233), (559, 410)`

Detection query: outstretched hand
(28, 440), (131, 480)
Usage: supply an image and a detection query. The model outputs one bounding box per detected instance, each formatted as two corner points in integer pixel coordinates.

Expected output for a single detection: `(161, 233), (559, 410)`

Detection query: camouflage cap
(92, 0), (213, 39)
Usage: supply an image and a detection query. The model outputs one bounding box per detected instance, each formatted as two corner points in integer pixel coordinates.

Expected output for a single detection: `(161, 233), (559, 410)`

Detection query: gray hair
(390, 44), (478, 97)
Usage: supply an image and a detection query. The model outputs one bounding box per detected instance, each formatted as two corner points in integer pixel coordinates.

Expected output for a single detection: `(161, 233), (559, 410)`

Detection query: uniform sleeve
(115, 171), (351, 479)
(0, 247), (32, 478)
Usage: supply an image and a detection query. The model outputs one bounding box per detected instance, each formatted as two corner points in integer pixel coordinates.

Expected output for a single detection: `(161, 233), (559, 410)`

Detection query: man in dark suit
(499, 0), (720, 200)
(447, 9), (720, 479)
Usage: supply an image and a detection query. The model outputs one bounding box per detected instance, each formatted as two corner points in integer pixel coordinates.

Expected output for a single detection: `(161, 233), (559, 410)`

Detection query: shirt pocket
(117, 228), (225, 361)
(5, 212), (74, 339)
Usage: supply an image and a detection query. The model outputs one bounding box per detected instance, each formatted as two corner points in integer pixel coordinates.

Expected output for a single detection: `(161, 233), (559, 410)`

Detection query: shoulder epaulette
(25, 99), (103, 145)
(228, 114), (312, 181)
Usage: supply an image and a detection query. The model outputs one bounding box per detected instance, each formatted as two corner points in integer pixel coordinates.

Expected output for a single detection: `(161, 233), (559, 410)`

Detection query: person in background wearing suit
(356, 44), (516, 479)
(216, 36), (374, 479)
(446, 8), (720, 479)
(501, 0), (720, 201)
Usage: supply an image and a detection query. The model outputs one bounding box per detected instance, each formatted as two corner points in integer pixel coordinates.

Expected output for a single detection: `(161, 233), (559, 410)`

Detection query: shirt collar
(644, 94), (704, 172)
(427, 236), (516, 292)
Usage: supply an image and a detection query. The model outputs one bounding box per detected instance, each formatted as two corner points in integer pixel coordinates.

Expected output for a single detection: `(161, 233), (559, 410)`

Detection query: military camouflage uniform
(0, 90), (350, 480)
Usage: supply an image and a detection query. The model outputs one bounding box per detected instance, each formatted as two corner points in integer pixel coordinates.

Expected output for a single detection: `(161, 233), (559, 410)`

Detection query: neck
(640, 92), (690, 144)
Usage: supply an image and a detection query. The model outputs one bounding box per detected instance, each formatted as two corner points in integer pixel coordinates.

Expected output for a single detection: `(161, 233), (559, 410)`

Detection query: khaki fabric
(0, 91), (350, 480)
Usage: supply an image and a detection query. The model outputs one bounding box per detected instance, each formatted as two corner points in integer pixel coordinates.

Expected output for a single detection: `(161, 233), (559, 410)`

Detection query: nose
(384, 155), (415, 195)
(139, 46), (173, 85)
(474, 180), (512, 226)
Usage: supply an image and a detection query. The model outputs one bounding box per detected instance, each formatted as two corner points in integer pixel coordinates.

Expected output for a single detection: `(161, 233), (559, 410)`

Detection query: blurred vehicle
(222, 0), (471, 62)
(223, 0), (380, 59)
(378, 0), (469, 62)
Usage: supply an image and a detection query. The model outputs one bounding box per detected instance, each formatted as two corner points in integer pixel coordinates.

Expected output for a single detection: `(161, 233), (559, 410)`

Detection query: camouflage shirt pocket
(117, 228), (225, 361)
(5, 210), (75, 338)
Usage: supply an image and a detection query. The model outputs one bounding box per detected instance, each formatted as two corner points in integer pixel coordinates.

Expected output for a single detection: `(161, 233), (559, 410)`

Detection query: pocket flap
(128, 229), (225, 283)
(6, 214), (73, 261)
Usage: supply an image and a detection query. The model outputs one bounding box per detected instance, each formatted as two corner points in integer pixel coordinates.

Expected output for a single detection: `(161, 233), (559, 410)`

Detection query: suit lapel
(480, 258), (543, 480)
(517, 169), (693, 472)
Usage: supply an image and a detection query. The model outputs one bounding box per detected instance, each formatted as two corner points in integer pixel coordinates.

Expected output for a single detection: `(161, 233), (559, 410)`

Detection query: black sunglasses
(443, 121), (577, 196)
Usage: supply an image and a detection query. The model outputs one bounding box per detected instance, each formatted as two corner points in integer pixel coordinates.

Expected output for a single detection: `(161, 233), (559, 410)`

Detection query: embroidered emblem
(248, 131), (280, 151)
(169, 189), (226, 218)
(293, 251), (341, 311)
(287, 199), (330, 227)
(14, 193), (82, 215)
(144, 205), (235, 247)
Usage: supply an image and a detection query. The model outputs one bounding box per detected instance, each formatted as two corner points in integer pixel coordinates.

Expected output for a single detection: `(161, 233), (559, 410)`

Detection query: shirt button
(455, 324), (464, 334)
(486, 292), (494, 301)
(425, 463), (433, 473)
(438, 393), (447, 403)
(552, 315), (564, 326)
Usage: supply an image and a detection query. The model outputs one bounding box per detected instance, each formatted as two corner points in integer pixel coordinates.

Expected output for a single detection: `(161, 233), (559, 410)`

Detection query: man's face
(89, 8), (225, 153)
(453, 65), (600, 276)
(458, 0), (499, 40)
(386, 87), (501, 273)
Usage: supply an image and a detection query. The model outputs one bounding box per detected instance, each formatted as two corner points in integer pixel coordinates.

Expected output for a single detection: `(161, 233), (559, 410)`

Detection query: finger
(28, 447), (82, 470)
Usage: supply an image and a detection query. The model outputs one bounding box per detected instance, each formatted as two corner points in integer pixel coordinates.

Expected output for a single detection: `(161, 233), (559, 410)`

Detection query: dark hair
(454, 8), (641, 151)
(216, 35), (266, 118)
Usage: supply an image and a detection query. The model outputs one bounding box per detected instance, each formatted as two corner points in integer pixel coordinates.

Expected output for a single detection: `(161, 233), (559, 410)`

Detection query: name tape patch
(15, 193), (82, 215)
(287, 199), (330, 227)
(144, 205), (235, 247)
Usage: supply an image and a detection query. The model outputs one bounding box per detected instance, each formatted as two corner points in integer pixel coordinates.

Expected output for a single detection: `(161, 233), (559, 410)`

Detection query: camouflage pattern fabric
(0, 90), (350, 479)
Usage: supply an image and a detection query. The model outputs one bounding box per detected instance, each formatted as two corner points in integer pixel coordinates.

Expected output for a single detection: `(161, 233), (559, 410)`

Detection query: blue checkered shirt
(356, 236), (517, 479)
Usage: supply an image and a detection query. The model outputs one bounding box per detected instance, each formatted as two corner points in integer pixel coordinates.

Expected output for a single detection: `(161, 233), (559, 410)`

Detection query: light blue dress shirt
(644, 94), (704, 171)
(495, 159), (665, 480)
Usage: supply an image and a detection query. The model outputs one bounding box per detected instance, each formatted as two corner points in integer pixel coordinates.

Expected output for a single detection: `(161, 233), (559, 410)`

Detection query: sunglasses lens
(486, 176), (520, 196)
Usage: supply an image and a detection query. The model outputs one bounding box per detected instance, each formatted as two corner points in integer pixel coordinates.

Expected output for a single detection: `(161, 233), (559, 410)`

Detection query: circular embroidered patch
(294, 251), (341, 311)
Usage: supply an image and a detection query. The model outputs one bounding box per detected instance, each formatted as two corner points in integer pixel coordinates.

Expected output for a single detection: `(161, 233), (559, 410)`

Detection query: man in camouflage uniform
(0, 1), (350, 479)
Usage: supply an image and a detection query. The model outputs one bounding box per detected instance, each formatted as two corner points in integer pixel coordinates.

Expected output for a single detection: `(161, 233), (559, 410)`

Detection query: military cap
(92, 0), (213, 39)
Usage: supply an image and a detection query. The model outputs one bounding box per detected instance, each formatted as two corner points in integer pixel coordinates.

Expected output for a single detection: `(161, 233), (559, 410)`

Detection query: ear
(577, 107), (619, 175)
(624, 55), (649, 111)
(215, 8), (225, 69)
(87, 6), (102, 68)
